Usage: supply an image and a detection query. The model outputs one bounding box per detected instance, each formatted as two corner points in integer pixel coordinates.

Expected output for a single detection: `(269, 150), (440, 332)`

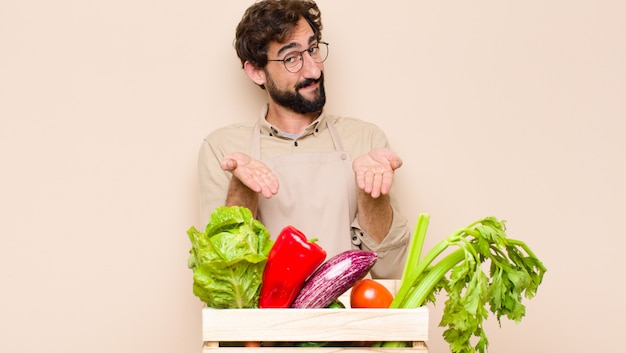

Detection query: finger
(391, 157), (403, 170)
(380, 170), (394, 195)
(378, 149), (402, 170)
(260, 186), (273, 199)
(355, 170), (366, 190)
(266, 172), (279, 194)
(259, 171), (279, 198)
(220, 158), (237, 171)
(362, 171), (375, 194)
(370, 172), (383, 198)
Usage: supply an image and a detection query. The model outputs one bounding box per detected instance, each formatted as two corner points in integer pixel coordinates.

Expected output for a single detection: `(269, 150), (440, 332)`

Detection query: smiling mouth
(296, 78), (319, 91)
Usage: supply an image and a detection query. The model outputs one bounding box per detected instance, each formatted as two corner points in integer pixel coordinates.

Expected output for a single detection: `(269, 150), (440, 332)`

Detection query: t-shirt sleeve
(197, 136), (231, 227)
(350, 201), (412, 279)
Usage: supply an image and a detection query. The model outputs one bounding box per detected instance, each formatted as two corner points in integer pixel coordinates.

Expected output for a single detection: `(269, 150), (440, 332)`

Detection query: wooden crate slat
(202, 307), (428, 342)
(202, 341), (429, 353)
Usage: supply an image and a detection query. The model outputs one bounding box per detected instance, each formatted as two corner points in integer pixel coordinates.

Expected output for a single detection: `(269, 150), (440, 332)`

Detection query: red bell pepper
(258, 225), (327, 308)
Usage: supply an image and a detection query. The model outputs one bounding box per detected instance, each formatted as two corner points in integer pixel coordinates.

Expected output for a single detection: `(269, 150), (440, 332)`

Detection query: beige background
(1, 1), (624, 352)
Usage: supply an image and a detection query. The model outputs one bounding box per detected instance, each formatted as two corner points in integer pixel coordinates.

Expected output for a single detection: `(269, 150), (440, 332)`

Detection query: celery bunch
(379, 214), (547, 353)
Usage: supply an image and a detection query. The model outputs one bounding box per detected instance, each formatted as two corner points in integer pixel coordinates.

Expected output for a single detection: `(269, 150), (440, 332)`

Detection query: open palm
(221, 152), (279, 198)
(352, 148), (402, 198)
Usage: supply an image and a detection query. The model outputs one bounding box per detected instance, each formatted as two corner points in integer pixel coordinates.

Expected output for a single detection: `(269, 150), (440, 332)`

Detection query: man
(198, 0), (411, 278)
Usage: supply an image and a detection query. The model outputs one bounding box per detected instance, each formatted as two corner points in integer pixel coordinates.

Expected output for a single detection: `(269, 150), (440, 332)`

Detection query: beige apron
(251, 119), (357, 259)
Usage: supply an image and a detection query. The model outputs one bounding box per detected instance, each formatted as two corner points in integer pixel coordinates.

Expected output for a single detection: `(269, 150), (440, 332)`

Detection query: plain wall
(1, 1), (624, 352)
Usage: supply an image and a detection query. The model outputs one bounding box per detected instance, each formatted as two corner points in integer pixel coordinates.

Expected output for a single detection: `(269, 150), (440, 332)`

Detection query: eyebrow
(276, 34), (317, 57)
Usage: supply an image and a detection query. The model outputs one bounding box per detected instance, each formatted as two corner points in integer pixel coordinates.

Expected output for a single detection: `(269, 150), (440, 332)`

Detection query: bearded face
(264, 72), (326, 114)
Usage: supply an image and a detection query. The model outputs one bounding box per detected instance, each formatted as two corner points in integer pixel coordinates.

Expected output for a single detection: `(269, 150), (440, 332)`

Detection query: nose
(300, 51), (322, 78)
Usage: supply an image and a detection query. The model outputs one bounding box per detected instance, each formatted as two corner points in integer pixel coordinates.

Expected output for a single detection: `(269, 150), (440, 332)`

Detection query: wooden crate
(201, 280), (429, 352)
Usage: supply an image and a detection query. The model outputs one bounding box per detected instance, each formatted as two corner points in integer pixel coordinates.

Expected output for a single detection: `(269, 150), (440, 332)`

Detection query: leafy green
(187, 206), (274, 308)
(378, 214), (547, 353)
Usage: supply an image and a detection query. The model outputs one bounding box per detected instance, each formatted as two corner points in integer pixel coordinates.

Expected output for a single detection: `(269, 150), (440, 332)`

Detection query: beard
(265, 72), (326, 114)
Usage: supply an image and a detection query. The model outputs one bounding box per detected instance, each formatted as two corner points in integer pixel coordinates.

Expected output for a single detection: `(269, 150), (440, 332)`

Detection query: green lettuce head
(187, 206), (273, 308)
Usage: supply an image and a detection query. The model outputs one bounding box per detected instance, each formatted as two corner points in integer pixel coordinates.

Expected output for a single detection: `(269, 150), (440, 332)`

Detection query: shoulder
(204, 121), (255, 144)
(206, 120), (255, 139)
(328, 115), (387, 138)
(200, 120), (255, 156)
(328, 115), (380, 129)
(326, 115), (390, 152)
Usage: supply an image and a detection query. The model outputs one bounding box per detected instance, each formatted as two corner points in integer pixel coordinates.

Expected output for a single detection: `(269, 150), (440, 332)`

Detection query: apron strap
(326, 119), (345, 152)
(326, 119), (357, 227)
(251, 120), (262, 160)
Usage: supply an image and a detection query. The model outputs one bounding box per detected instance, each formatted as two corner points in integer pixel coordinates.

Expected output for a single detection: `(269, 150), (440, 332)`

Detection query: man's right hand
(220, 152), (279, 199)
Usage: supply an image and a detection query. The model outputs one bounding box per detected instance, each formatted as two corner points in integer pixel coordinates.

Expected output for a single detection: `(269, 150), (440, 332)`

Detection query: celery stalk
(396, 249), (465, 309)
(379, 214), (547, 353)
(390, 237), (450, 308)
(400, 213), (430, 281)
(392, 214), (430, 307)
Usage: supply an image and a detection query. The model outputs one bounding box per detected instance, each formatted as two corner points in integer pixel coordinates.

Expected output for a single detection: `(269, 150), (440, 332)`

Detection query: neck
(265, 103), (320, 134)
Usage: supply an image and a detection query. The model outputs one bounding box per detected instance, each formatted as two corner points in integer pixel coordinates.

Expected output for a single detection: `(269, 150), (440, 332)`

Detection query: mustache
(295, 73), (324, 90)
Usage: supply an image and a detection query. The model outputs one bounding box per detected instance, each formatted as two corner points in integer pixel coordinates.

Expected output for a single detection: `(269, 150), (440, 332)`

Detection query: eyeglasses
(268, 41), (329, 73)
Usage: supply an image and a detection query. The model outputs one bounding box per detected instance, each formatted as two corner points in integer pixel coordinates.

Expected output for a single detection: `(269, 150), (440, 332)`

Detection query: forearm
(225, 176), (259, 217)
(356, 189), (393, 243)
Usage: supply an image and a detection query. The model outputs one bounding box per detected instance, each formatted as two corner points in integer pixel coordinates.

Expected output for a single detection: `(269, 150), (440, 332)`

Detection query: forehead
(269, 17), (316, 55)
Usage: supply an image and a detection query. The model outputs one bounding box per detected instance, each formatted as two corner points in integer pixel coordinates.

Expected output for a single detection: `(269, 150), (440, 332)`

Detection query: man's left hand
(352, 148), (403, 198)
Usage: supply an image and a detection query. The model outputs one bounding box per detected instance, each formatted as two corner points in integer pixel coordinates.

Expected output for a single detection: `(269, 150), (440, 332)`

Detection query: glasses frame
(267, 41), (329, 73)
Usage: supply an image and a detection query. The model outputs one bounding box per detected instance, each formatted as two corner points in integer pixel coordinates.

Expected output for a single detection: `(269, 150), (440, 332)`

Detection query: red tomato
(350, 279), (394, 308)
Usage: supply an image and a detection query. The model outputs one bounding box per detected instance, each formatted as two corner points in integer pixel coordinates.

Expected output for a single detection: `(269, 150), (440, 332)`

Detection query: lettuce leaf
(187, 206), (273, 308)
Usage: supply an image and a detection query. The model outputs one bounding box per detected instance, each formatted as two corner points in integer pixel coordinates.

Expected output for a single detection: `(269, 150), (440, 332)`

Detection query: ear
(243, 61), (266, 87)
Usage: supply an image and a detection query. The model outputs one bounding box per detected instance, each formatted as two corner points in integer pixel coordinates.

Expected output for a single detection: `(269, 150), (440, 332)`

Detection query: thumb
(391, 157), (403, 170)
(221, 158), (237, 171)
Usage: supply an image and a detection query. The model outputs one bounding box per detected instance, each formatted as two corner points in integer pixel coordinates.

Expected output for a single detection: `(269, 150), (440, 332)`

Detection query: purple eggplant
(291, 250), (377, 308)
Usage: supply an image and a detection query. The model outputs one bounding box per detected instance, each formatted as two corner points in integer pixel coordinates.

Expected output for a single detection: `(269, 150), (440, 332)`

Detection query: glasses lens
(283, 53), (302, 73)
(313, 42), (329, 63)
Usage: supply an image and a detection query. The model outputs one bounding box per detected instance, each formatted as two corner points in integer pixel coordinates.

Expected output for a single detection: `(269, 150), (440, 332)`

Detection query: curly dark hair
(235, 0), (323, 69)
